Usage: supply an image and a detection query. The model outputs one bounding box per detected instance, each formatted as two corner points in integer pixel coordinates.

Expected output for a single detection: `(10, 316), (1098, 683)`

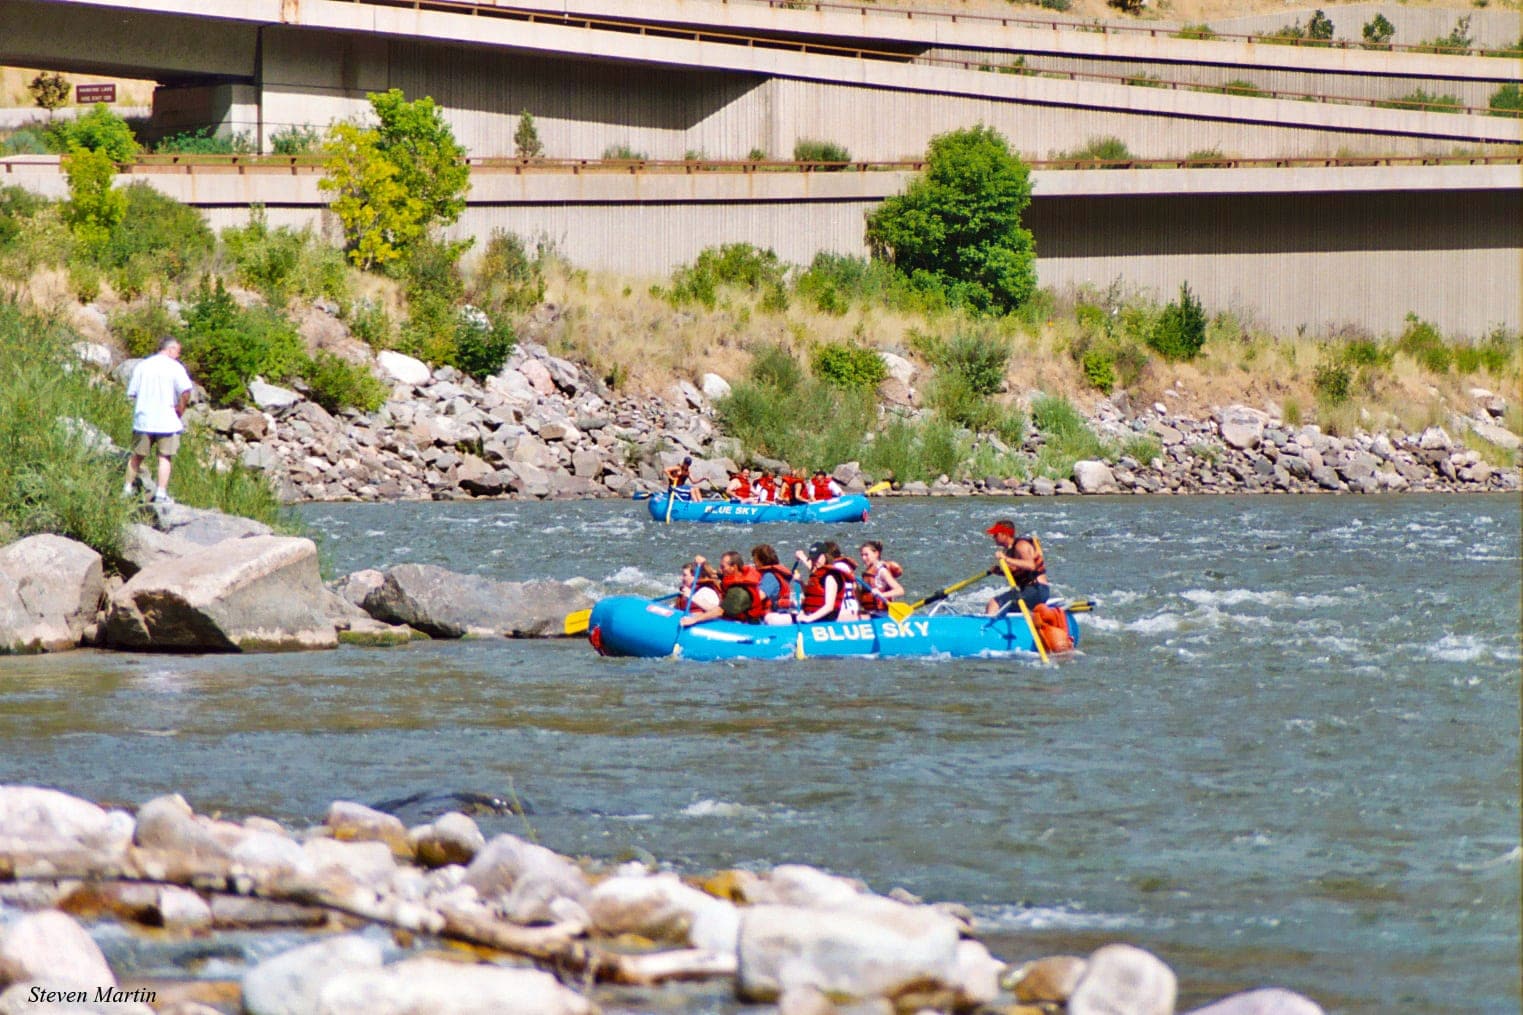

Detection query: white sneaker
(152, 491), (174, 505)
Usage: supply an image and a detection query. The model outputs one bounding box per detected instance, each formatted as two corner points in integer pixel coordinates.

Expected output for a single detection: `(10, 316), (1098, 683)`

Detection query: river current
(2, 494), (1518, 1012)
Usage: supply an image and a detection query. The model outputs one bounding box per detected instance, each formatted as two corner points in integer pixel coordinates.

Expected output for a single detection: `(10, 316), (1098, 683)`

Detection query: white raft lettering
(808, 620), (929, 642)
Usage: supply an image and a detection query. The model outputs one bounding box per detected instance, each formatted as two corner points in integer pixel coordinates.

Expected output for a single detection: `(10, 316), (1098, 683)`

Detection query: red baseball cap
(985, 521), (1016, 538)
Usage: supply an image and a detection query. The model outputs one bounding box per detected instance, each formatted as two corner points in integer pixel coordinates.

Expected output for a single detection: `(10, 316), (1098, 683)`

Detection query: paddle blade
(1063, 598), (1098, 613)
(886, 601), (913, 624)
(864, 480), (892, 495)
(563, 609), (592, 636)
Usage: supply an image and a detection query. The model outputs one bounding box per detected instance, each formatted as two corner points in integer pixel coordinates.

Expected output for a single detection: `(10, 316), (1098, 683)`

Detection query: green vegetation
(0, 301), (287, 562)
(154, 128), (254, 155)
(1030, 394), (1112, 477)
(179, 277), (306, 404)
(221, 209), (348, 308)
(794, 253), (931, 316)
(1488, 84), (1523, 117)
(793, 139), (852, 165)
(1057, 136), (1133, 164)
(1361, 13), (1395, 48)
(866, 125), (1037, 315)
(27, 72), (70, 120)
(1415, 15), (1473, 53)
(62, 147), (125, 252)
(45, 104), (140, 162)
(320, 89), (470, 270)
(662, 243), (789, 312)
(469, 230), (547, 316)
(1174, 23), (1217, 40)
(303, 350), (389, 414)
(810, 343), (888, 391)
(1214, 80), (1268, 98)
(269, 125), (323, 155)
(1148, 283), (1207, 361)
(1378, 90), (1463, 113)
(514, 111), (544, 159)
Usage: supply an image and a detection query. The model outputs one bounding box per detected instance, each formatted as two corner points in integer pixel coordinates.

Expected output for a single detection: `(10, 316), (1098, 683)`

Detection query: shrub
(865, 125), (1036, 316)
(1081, 349), (1116, 393)
(748, 341), (805, 394)
(46, 105), (139, 162)
(453, 305), (517, 381)
(270, 125), (322, 155)
(1, 129), (48, 156)
(794, 252), (929, 315)
(155, 128), (253, 155)
(1037, 0), (1071, 11)
(1174, 23), (1217, 39)
(602, 143), (646, 160)
(1379, 90), (1463, 113)
(1148, 283), (1207, 360)
(811, 343), (887, 391)
(1216, 80), (1268, 98)
(469, 230), (545, 315)
(1313, 359), (1351, 403)
(1031, 393), (1111, 474)
(666, 243), (788, 310)
(931, 328), (1012, 396)
(1361, 13), (1394, 47)
(180, 277), (306, 403)
(1396, 314), (1451, 373)
(301, 350), (388, 413)
(0, 186), (46, 248)
(27, 73), (70, 119)
(513, 111), (544, 159)
(1120, 433), (1161, 464)
(1108, 0), (1145, 13)
(1488, 84), (1523, 117)
(396, 237), (468, 364)
(1060, 136), (1133, 164)
(349, 299), (395, 351)
(1416, 15), (1472, 53)
(109, 301), (180, 359)
(1306, 10), (1334, 40)
(793, 139), (851, 165)
(62, 146), (126, 252)
(221, 208), (347, 306)
(102, 181), (214, 279)
(746, 147), (768, 162)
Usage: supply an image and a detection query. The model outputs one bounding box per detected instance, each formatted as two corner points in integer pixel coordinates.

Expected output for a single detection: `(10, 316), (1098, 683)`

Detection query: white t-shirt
(127, 353), (193, 435)
(690, 586), (720, 612)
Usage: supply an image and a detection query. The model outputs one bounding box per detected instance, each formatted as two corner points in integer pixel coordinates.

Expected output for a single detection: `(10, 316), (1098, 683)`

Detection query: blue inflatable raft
(645, 492), (871, 524)
(586, 595), (1080, 661)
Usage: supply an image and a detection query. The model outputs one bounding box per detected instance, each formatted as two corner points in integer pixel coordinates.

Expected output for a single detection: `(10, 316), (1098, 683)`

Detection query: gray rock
(58, 416), (120, 458)
(1218, 404), (1268, 450)
(241, 444), (279, 471)
(242, 934), (384, 1015)
(376, 351), (431, 386)
(1185, 987), (1325, 1015)
(105, 536), (337, 652)
(331, 570), (385, 609)
(133, 794), (230, 861)
(1417, 426), (1452, 451)
(1030, 477), (1057, 496)
(316, 957), (595, 1015)
(877, 351), (915, 386)
(700, 372), (733, 400)
(0, 535), (104, 653)
(325, 801), (410, 855)
(1055, 479), (1079, 495)
(588, 871), (740, 949)
(0, 786), (134, 857)
(1069, 943), (1177, 1015)
(150, 504), (273, 546)
(1072, 460), (1118, 494)
(463, 833), (590, 924)
(231, 410), (270, 441)
(410, 811), (486, 868)
(1310, 466), (1343, 491)
(0, 910), (117, 990)
(1470, 421), (1520, 451)
(361, 564), (593, 638)
(248, 380), (301, 411)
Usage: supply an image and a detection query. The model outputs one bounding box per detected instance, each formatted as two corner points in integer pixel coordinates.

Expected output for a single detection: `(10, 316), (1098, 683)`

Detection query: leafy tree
(1148, 283), (1207, 361)
(865, 125), (1037, 315)
(1361, 13), (1394, 47)
(45, 104), (139, 162)
(319, 89), (469, 269)
(514, 110), (544, 159)
(62, 147), (126, 251)
(27, 72), (70, 121)
(1490, 83), (1523, 118)
(1306, 9), (1334, 41)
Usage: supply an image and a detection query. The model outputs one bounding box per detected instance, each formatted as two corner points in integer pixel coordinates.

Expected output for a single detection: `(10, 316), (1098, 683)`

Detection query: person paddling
(809, 469), (842, 502)
(984, 518), (1050, 616)
(795, 541), (857, 623)
(664, 456), (702, 502)
(857, 540), (905, 616)
(726, 467), (754, 502)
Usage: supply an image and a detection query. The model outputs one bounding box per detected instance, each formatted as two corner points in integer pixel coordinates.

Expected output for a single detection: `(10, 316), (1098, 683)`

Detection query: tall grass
(0, 300), (292, 564)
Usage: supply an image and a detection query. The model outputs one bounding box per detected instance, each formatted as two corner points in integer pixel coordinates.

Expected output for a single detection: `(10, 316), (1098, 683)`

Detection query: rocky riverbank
(143, 339), (1518, 504)
(0, 784), (1327, 1015)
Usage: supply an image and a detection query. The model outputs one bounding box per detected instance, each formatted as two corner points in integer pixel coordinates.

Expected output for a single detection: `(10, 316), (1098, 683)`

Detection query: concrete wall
(3, 156), (1514, 338)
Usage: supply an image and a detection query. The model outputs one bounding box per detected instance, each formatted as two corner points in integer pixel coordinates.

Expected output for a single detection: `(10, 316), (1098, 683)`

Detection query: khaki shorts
(132, 432), (181, 458)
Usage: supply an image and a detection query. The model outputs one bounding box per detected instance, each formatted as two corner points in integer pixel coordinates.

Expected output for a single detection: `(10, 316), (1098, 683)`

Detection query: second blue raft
(646, 492), (871, 524)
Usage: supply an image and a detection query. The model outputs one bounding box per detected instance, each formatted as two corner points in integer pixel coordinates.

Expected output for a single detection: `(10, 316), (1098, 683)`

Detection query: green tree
(514, 110), (544, 159)
(319, 89), (469, 270)
(1306, 9), (1334, 41)
(1361, 13), (1394, 46)
(1148, 282), (1208, 361)
(27, 72), (70, 121)
(62, 146), (126, 251)
(865, 125), (1037, 315)
(45, 104), (139, 162)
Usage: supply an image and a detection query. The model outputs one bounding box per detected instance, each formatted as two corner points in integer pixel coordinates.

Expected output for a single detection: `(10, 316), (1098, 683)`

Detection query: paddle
(894, 568), (993, 621)
(998, 558), (1049, 664)
(664, 481), (677, 524)
(564, 592), (680, 637)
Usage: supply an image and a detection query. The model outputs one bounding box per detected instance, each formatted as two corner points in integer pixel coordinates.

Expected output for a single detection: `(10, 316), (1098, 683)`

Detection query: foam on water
(1423, 634), (1491, 663)
(681, 799), (772, 820)
(977, 903), (1143, 933)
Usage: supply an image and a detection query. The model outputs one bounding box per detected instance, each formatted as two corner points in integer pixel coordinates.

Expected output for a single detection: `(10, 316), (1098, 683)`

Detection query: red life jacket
(732, 475), (752, 500)
(858, 560), (901, 613)
(1031, 603), (1074, 652)
(720, 565), (770, 623)
(755, 476), (776, 502)
(800, 559), (855, 620)
(811, 477), (836, 501)
(757, 563), (795, 611)
(781, 476), (806, 504)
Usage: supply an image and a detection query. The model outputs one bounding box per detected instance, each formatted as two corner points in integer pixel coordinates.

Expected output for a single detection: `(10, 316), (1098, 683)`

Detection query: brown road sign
(76, 84), (116, 104)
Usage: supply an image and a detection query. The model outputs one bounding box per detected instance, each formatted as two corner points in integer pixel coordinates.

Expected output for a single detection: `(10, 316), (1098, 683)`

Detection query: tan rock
(1010, 954), (1088, 1003)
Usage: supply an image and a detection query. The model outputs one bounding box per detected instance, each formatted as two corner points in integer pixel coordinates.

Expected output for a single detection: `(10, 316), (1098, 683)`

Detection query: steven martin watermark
(27, 987), (158, 1005)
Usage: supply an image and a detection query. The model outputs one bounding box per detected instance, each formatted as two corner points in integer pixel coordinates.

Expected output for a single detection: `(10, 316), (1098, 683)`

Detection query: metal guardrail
(5, 153), (1516, 176)
(340, 0), (1518, 59)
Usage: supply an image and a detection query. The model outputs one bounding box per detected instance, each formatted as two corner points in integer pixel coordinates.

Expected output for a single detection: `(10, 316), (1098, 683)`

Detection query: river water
(2, 494), (1518, 1012)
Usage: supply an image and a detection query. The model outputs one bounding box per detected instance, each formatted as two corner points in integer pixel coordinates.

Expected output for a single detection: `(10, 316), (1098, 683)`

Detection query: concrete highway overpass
(4, 155), (1516, 338)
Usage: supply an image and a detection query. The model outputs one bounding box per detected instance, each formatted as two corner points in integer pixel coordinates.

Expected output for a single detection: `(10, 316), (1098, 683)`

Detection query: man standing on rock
(123, 337), (194, 505)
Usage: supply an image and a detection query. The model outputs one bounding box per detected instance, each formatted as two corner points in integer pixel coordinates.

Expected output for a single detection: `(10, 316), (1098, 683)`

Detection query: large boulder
(0, 786), (133, 859)
(463, 834), (590, 925)
(360, 564), (593, 639)
(587, 871), (740, 952)
(1072, 460), (1119, 495)
(0, 910), (116, 989)
(0, 535), (104, 653)
(1217, 405), (1268, 450)
(1185, 988), (1325, 1015)
(104, 536), (337, 652)
(1069, 943), (1177, 1015)
(242, 934), (384, 1015)
(316, 957), (596, 1015)
(376, 350), (431, 387)
(737, 901), (961, 1003)
(116, 523), (199, 579)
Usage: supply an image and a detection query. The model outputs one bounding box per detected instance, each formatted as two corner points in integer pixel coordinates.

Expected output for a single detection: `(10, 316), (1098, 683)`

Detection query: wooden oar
(664, 482), (677, 524)
(999, 558), (1049, 664)
(893, 568), (993, 622)
(564, 592), (680, 636)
